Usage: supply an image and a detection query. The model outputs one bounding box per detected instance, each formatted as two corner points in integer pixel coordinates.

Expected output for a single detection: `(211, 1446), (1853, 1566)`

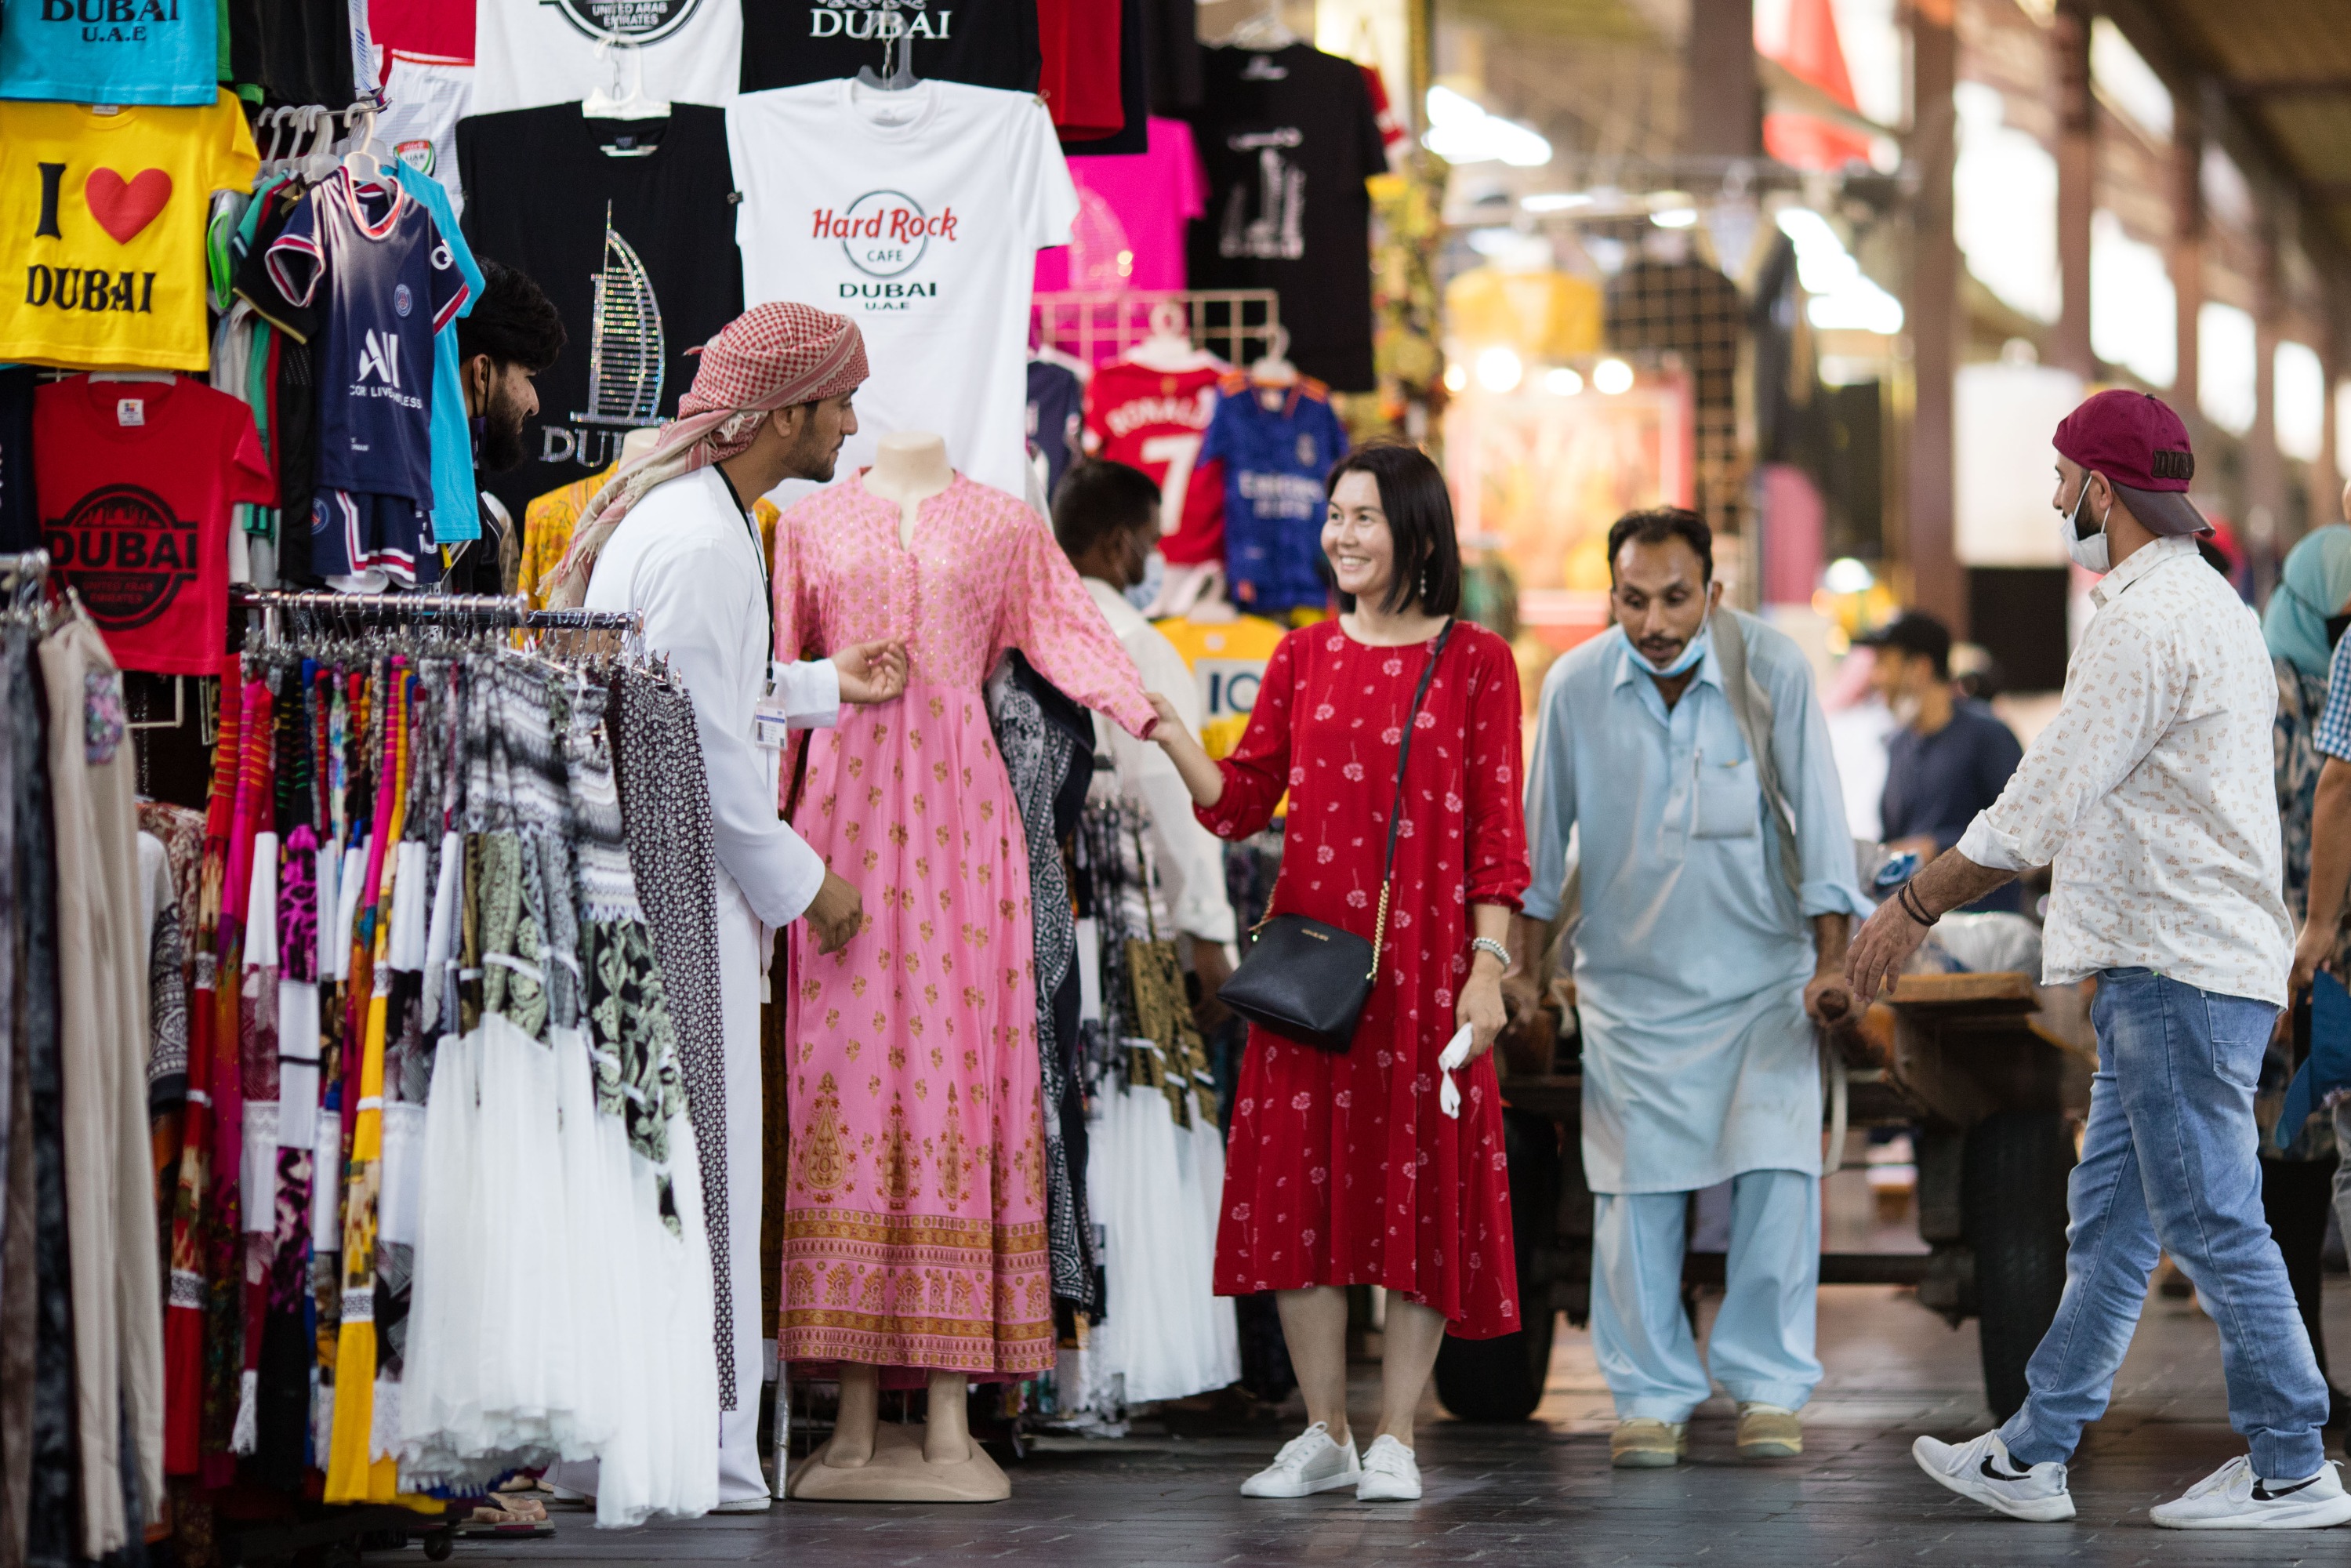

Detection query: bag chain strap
(1367, 620), (1455, 976)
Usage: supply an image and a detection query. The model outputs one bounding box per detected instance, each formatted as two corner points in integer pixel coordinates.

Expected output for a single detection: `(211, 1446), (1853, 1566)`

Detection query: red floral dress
(1199, 621), (1530, 1337)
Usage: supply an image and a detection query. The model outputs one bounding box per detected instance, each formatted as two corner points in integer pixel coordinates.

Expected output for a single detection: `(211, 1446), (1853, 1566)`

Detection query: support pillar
(1684, 0), (1760, 158)
(2249, 209), (2285, 557)
(2050, 0), (2095, 378)
(2171, 91), (2204, 433)
(1904, 0), (1965, 634)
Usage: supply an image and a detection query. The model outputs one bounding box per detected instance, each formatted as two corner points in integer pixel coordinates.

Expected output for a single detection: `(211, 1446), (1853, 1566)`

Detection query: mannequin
(789, 427), (1000, 1502)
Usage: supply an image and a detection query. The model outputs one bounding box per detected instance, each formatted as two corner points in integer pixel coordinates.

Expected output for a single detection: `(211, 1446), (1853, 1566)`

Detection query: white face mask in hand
(2061, 478), (2110, 574)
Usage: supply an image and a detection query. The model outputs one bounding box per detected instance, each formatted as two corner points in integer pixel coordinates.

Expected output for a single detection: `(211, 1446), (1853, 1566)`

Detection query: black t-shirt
(0, 367), (36, 554)
(455, 106), (745, 522)
(256, 0), (355, 110)
(1186, 44), (1384, 392)
(739, 0), (1039, 94)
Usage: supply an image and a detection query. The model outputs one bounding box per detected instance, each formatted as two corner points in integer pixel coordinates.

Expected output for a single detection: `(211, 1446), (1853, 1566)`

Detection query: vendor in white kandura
(545, 302), (908, 1511)
(1504, 506), (1868, 1471)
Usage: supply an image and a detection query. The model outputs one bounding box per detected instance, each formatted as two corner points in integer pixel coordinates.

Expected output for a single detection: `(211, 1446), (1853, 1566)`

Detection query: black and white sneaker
(2148, 1456), (2351, 1530)
(1910, 1431), (2075, 1522)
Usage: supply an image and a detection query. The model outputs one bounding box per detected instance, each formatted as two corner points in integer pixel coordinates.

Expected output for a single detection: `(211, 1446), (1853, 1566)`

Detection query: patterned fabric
(2317, 632), (2351, 764)
(1957, 535), (2294, 1004)
(1198, 621), (1529, 1337)
(608, 669), (733, 1405)
(546, 301), (869, 606)
(776, 473), (1152, 1374)
(2264, 660), (2342, 1162)
(986, 667), (1092, 1309)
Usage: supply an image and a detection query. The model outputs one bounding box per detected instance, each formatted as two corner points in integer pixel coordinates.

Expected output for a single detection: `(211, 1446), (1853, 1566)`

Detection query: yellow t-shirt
(519, 462), (782, 608)
(0, 93), (258, 372)
(1442, 267), (1603, 361)
(1154, 612), (1287, 760)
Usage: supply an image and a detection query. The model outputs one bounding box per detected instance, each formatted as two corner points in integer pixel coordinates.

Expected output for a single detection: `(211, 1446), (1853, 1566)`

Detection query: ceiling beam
(2226, 78), (2351, 100)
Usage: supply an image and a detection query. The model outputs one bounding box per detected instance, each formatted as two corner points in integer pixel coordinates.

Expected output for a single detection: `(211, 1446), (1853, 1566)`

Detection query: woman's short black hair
(1605, 506), (1713, 584)
(1052, 459), (1160, 559)
(1325, 442), (1462, 618)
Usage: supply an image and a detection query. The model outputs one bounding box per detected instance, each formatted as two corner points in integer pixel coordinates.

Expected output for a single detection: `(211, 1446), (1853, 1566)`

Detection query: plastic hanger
(1122, 300), (1218, 373)
(340, 106), (394, 182)
(854, 30), (919, 92)
(299, 107), (345, 182)
(1249, 324), (1299, 401)
(583, 38), (672, 122)
(89, 369), (176, 383)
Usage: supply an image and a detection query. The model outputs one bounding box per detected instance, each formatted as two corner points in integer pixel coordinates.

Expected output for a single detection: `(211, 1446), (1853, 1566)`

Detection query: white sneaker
(1355, 1435), (1420, 1501)
(1910, 1431), (2074, 1522)
(1239, 1421), (1361, 1497)
(710, 1495), (772, 1513)
(2148, 1456), (2351, 1530)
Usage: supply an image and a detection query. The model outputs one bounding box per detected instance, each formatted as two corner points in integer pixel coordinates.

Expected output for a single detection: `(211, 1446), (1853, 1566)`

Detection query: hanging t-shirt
(1197, 372), (1344, 615)
(34, 375), (273, 676)
(457, 105), (745, 521)
(379, 56), (473, 213)
(1026, 358), (1083, 501)
(1036, 0), (1119, 139)
(265, 169), (468, 511)
(0, 368), (37, 552)
(1082, 357), (1223, 564)
(368, 0), (469, 63)
(393, 161), (483, 541)
(739, 0), (1036, 94)
(728, 77), (1076, 501)
(1035, 117), (1204, 293)
(1153, 608), (1283, 758)
(0, 94), (259, 372)
(0, 0), (219, 104)
(1444, 266), (1602, 360)
(256, 0), (359, 108)
(471, 0), (739, 114)
(1185, 45), (1384, 392)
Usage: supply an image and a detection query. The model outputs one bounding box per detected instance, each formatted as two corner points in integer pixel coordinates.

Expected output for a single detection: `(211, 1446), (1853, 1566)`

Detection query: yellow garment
(520, 463), (782, 608)
(1443, 267), (1603, 361)
(1153, 612), (1287, 761)
(0, 93), (258, 371)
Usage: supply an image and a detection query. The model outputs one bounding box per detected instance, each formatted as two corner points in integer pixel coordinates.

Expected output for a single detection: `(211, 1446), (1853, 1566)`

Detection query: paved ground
(376, 1270), (2351, 1567)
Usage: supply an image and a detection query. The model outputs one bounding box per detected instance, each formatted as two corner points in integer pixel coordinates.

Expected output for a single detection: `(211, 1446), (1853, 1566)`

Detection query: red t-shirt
(1083, 358), (1226, 565)
(1038, 0), (1123, 140)
(35, 375), (273, 677)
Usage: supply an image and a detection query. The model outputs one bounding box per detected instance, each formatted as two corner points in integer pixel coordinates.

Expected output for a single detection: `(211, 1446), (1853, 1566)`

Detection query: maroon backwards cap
(2052, 389), (2208, 538)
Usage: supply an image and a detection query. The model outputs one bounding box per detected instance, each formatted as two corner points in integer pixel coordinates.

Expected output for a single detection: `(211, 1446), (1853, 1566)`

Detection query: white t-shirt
(469, 0), (740, 114)
(727, 78), (1077, 502)
(379, 56), (473, 215)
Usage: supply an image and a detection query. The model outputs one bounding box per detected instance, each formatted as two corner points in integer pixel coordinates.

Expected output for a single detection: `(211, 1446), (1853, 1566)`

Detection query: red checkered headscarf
(544, 301), (869, 608)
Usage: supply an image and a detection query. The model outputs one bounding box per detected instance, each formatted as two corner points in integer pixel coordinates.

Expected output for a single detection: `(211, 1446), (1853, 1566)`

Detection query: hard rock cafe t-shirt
(727, 76), (1076, 500)
(0, 93), (259, 372)
(470, 0), (739, 113)
(0, 0), (219, 104)
(34, 374), (274, 677)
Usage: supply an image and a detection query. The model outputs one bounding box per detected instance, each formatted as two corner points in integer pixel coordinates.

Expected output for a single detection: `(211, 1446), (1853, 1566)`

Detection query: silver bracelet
(1471, 937), (1511, 969)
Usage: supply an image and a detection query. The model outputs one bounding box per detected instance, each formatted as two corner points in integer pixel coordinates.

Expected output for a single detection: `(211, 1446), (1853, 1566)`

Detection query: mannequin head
(1053, 459), (1160, 590)
(720, 391), (859, 501)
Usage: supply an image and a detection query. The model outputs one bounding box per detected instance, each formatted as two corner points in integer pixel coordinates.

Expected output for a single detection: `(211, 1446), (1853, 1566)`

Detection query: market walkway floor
(385, 1279), (2351, 1566)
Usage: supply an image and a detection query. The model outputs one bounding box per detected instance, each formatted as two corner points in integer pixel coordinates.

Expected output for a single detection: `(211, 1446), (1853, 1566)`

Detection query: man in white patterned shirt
(1847, 390), (2347, 1531)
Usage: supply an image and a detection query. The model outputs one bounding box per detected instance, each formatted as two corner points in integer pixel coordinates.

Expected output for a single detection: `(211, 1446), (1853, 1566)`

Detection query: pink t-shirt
(1034, 117), (1206, 294)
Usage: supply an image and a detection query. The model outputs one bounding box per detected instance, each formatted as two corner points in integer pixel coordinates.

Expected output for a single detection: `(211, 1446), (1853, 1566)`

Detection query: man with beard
(451, 257), (565, 593)
(547, 302), (906, 1511)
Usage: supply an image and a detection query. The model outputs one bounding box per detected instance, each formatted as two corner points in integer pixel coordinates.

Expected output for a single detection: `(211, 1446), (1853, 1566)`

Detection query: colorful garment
(1199, 622), (1529, 1336)
(776, 473), (1151, 1375)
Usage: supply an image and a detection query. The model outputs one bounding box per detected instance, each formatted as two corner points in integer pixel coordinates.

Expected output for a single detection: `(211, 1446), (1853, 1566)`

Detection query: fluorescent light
(1824, 557), (1876, 595)
(1420, 85), (1552, 168)
(1544, 367), (1583, 396)
(1593, 358), (1634, 395)
(1778, 205), (1905, 335)
(1466, 227), (1523, 256)
(1650, 207), (1699, 229)
(1475, 347), (1523, 393)
(1522, 192), (1595, 213)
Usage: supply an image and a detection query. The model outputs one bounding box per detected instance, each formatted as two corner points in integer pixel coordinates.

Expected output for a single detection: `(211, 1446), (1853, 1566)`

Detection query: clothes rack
(1031, 289), (1283, 368)
(228, 586), (641, 632)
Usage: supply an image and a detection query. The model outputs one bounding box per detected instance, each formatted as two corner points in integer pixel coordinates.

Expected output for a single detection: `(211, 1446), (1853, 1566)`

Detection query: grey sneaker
(1240, 1421), (1362, 1498)
(2149, 1456), (2351, 1530)
(1911, 1431), (2073, 1522)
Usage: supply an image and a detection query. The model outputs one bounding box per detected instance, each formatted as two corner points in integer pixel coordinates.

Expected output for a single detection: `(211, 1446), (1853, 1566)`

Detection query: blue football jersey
(1199, 376), (1348, 614)
(266, 170), (467, 511)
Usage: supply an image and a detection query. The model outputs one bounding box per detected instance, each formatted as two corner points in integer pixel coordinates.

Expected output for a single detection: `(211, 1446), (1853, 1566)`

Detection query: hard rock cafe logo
(44, 485), (198, 630)
(813, 191), (956, 313)
(538, 0), (702, 45)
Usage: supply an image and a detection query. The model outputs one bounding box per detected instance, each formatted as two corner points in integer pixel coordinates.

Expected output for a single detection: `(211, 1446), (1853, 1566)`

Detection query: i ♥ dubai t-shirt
(0, 93), (259, 372)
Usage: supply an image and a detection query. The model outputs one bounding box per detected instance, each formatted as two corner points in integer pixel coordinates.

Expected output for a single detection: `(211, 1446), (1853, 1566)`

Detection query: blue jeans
(1998, 968), (2327, 1478)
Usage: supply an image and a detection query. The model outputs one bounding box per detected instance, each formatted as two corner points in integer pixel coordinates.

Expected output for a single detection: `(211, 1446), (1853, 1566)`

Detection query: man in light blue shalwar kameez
(1508, 508), (1869, 1468)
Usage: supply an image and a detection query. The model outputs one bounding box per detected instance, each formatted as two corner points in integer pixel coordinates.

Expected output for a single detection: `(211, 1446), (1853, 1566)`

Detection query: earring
(1420, 569), (1432, 601)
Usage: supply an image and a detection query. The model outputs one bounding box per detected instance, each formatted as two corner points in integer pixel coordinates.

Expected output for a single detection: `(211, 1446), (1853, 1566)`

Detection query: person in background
(1054, 459), (1239, 1023)
(1507, 506), (1870, 1470)
(450, 257), (565, 594)
(1859, 612), (2023, 914)
(1858, 390), (2346, 1529)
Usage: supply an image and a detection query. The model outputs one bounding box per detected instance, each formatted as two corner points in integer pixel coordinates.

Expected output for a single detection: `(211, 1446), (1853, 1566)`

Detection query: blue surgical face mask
(1641, 625), (1711, 677)
(1123, 550), (1166, 612)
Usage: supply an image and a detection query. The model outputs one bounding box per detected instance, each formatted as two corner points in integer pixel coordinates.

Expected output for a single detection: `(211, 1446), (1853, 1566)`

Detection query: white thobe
(582, 464), (839, 1504)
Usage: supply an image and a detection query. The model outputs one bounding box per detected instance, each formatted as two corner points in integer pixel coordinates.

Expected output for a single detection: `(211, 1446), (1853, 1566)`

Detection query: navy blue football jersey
(266, 170), (466, 511)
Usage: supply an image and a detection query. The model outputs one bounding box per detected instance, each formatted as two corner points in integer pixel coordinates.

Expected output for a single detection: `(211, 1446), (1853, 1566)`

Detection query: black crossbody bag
(1217, 620), (1455, 1052)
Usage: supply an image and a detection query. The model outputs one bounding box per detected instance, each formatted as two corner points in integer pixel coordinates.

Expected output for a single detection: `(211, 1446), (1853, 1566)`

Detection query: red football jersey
(35, 375), (273, 677)
(1082, 358), (1227, 566)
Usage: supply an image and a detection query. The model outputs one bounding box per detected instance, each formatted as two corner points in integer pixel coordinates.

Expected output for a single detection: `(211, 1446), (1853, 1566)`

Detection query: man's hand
(1458, 960), (1508, 1063)
(1844, 899), (1929, 1007)
(1804, 966), (1857, 1027)
(1191, 940), (1233, 1033)
(2291, 918), (2335, 1000)
(805, 869), (865, 956)
(833, 640), (908, 706)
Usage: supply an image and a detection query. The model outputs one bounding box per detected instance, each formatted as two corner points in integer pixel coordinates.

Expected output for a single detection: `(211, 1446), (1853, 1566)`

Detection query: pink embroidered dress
(776, 473), (1152, 1376)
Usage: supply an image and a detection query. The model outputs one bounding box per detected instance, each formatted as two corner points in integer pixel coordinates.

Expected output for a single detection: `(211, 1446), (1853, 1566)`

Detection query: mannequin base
(783, 1422), (1010, 1503)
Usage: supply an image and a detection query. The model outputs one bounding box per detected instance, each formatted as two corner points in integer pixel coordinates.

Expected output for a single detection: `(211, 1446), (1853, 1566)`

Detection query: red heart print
(84, 167), (174, 245)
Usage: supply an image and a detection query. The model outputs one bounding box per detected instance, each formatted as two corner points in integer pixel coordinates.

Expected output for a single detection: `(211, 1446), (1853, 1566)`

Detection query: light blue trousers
(1590, 1168), (1823, 1421)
